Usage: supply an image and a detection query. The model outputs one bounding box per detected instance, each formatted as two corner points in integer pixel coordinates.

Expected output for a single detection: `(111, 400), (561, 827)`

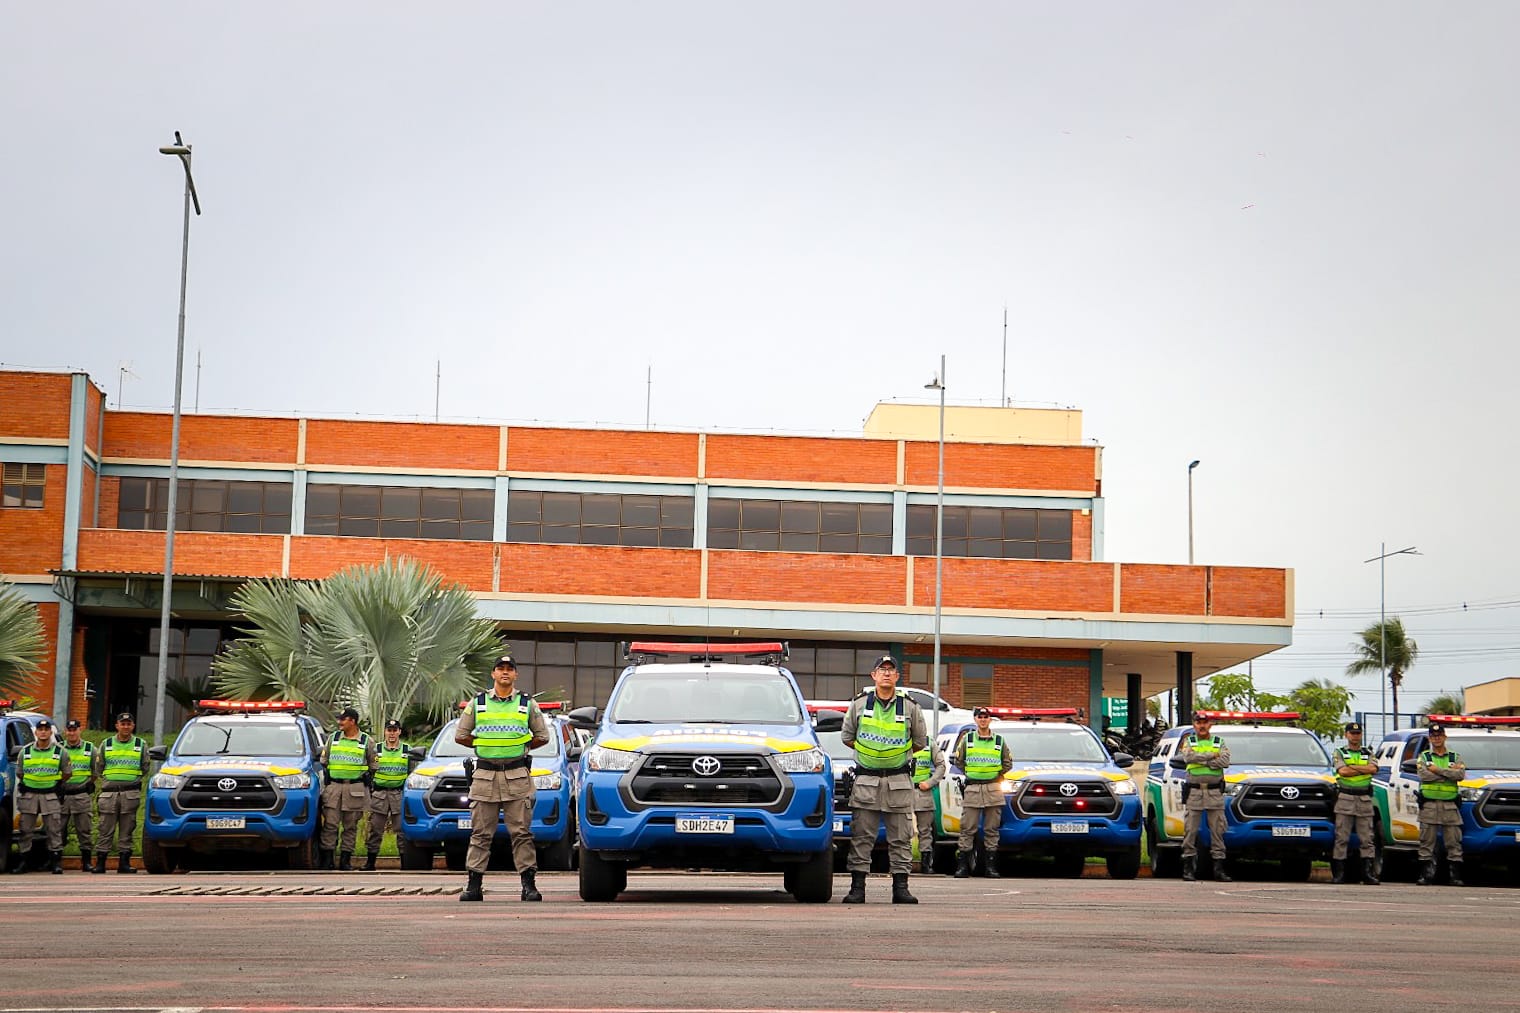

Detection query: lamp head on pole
(924, 374), (943, 391)
(1188, 459), (1200, 472)
(159, 131), (201, 216)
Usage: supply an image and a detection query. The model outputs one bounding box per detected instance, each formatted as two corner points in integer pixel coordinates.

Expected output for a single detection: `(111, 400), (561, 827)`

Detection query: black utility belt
(63, 786), (94, 795)
(965, 776), (1003, 784)
(1336, 786), (1372, 796)
(371, 784), (403, 791)
(474, 756), (530, 772)
(329, 777), (366, 783)
(18, 785), (61, 794)
(1186, 781), (1223, 790)
(1419, 795), (1457, 804)
(99, 782), (141, 792)
(857, 763), (913, 777)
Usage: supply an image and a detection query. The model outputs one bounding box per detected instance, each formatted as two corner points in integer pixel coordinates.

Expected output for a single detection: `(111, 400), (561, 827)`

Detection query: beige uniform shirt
(841, 692), (929, 810)
(455, 692), (551, 803)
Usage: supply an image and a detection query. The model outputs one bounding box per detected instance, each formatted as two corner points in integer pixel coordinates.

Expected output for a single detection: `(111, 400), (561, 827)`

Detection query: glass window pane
(816, 648), (855, 674)
(1038, 510), (1073, 541)
(381, 487), (421, 520)
(539, 524), (578, 544)
(225, 513), (261, 533)
(577, 640), (615, 665)
(505, 640), (535, 663)
(620, 526), (658, 547)
(507, 492), (541, 522)
(264, 484), (292, 513)
(660, 498), (694, 527)
(906, 536), (932, 556)
(381, 518), (419, 538)
(420, 519), (461, 540)
(226, 484), (261, 514)
(942, 537), (970, 557)
(741, 500), (781, 531)
(968, 538), (1001, 558)
(819, 533), (857, 553)
(621, 496), (659, 527)
(581, 525), (618, 545)
(305, 515), (339, 535)
(338, 516), (380, 537)
(1037, 541), (1072, 561)
(906, 506), (934, 539)
(341, 486), (381, 518)
(706, 528), (739, 550)
(460, 520), (493, 541)
(780, 502), (819, 533)
(969, 508), (1001, 539)
(819, 503), (856, 535)
(1003, 510), (1037, 540)
(538, 640), (574, 665)
(739, 530), (780, 551)
(420, 488), (460, 521)
(940, 508), (968, 539)
(190, 482), (224, 513)
(788, 646), (815, 674)
(506, 522), (540, 543)
(119, 479), (148, 511)
(460, 489), (494, 521)
(859, 504), (892, 535)
(859, 534), (892, 554)
(186, 628), (220, 654)
(542, 493), (580, 525)
(659, 527), (693, 548)
(305, 485), (339, 518)
(1002, 540), (1038, 559)
(707, 499), (739, 531)
(581, 495), (620, 526)
(118, 510), (146, 530)
(260, 513), (290, 535)
(780, 532), (818, 552)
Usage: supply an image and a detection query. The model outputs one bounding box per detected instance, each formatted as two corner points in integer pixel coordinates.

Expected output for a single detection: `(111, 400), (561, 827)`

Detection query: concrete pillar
(1176, 651), (1194, 725)
(1126, 672), (1143, 732)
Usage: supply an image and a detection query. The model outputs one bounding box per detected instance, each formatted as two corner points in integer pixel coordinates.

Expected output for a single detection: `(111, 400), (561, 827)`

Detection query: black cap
(972, 707), (991, 718)
(337, 706), (360, 722)
(494, 655), (518, 670)
(384, 718), (402, 730)
(35, 719), (53, 729)
(1428, 723), (1447, 734)
(870, 654), (898, 670)
(65, 719), (82, 730)
(1344, 721), (1363, 734)
(115, 711), (135, 723)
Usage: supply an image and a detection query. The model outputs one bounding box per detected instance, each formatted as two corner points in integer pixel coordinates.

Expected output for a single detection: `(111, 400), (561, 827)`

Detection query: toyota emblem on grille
(217, 777), (238, 791)
(692, 756), (721, 776)
(1059, 782), (1079, 797)
(1280, 785), (1301, 800)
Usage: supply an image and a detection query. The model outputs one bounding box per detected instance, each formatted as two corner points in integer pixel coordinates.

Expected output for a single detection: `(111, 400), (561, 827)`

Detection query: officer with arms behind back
(1177, 712), (1232, 882)
(1416, 722), (1466, 887)
(911, 735), (947, 875)
(59, 718), (98, 872)
(364, 718), (411, 871)
(454, 654), (550, 903)
(319, 706), (378, 871)
(10, 718), (71, 874)
(1331, 721), (1379, 885)
(95, 712), (148, 874)
(840, 655), (928, 904)
(952, 706), (1014, 878)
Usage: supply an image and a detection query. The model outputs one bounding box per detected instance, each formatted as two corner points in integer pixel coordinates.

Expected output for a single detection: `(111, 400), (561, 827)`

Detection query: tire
(286, 834), (317, 871)
(1053, 850), (1086, 878)
(932, 843), (956, 875)
(1147, 810), (1181, 878)
(0, 805), (12, 874)
(443, 846), (467, 872)
(539, 826), (574, 872)
(398, 838), (434, 871)
(141, 835), (176, 875)
(1107, 844), (1142, 880)
(1277, 856), (1312, 882)
(578, 844), (625, 902)
(791, 849), (834, 904)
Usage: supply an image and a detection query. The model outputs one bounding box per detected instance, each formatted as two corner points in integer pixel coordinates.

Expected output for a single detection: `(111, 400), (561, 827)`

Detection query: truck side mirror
(567, 705), (599, 728)
(148, 745), (168, 761)
(1169, 755), (1187, 770)
(1111, 752), (1135, 769)
(1400, 760), (1418, 775)
(813, 711), (844, 733)
(406, 746), (427, 761)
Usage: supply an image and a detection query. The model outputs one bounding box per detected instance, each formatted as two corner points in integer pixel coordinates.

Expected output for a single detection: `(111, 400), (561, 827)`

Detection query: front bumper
(143, 787), (319, 846)
(994, 795), (1142, 853)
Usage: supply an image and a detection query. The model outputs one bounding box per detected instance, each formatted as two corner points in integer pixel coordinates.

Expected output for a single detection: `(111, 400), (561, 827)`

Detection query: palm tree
(0, 579), (46, 697)
(1346, 618), (1419, 725)
(1425, 692), (1464, 716)
(213, 558), (503, 729)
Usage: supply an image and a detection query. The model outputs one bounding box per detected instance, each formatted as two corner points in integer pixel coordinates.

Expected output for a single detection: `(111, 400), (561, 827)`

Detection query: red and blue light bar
(195, 699), (306, 713)
(1427, 714), (1520, 728)
(1193, 710), (1301, 722)
(985, 707), (1080, 720)
(624, 641), (790, 663)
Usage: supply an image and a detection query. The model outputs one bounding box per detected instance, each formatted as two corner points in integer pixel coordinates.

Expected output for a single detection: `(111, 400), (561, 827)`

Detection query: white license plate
(676, 816), (734, 834)
(206, 817), (245, 830)
(832, 819), (844, 833)
(1272, 825), (1311, 838)
(1051, 821), (1089, 834)
(458, 817), (472, 830)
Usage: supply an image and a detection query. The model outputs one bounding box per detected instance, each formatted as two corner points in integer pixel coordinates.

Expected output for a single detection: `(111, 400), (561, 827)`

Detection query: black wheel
(1107, 844), (1142, 880)
(791, 849), (834, 904)
(1147, 810), (1181, 878)
(539, 826), (574, 872)
(286, 835), (317, 870)
(398, 837), (434, 870)
(443, 846), (467, 872)
(932, 843), (957, 875)
(578, 844), (625, 902)
(1053, 850), (1086, 878)
(782, 864), (798, 894)
(1277, 856), (1312, 882)
(141, 835), (177, 874)
(832, 847), (848, 873)
(0, 805), (11, 874)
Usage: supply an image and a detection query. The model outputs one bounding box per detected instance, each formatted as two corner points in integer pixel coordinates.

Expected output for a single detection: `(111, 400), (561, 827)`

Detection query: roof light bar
(0, 698), (14, 712)
(1193, 710), (1301, 722)
(536, 701), (565, 712)
(623, 640), (790, 663)
(195, 699), (307, 713)
(807, 703), (848, 713)
(986, 707), (1080, 719)
(1427, 714), (1520, 727)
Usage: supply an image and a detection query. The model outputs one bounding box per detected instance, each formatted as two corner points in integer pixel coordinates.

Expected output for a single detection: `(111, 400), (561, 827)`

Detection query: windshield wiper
(612, 718), (654, 724)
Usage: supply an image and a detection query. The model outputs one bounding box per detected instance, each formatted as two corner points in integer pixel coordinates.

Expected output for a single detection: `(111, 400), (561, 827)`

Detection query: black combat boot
(1416, 860), (1438, 885)
(51, 851), (64, 874)
(841, 870), (867, 904)
(520, 868), (542, 902)
(338, 851), (353, 871)
(93, 852), (108, 874)
(1182, 856), (1197, 882)
(9, 848), (29, 874)
(1448, 861), (1464, 887)
(319, 848), (335, 871)
(1212, 859), (1232, 882)
(1330, 859), (1346, 884)
(985, 858), (1001, 879)
(1359, 857), (1380, 885)
(364, 853), (378, 871)
(954, 851), (972, 879)
(891, 872), (918, 904)
(459, 870), (484, 902)
(117, 853), (136, 874)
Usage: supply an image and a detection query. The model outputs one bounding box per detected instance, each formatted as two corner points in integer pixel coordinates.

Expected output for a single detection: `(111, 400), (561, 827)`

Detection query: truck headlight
(150, 772), (186, 789)
(406, 772), (441, 791)
(775, 748), (825, 774)
(1110, 779), (1137, 796)
(1458, 786), (1485, 803)
(271, 773), (311, 789)
(585, 744), (639, 771)
(1223, 782), (1244, 796)
(533, 771), (563, 790)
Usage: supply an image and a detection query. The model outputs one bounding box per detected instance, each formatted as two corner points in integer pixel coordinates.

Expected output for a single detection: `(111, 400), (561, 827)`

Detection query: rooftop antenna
(1001, 305), (1009, 407)
(434, 359), (440, 421)
(194, 345), (201, 412)
(645, 363), (652, 429)
(116, 361), (139, 409)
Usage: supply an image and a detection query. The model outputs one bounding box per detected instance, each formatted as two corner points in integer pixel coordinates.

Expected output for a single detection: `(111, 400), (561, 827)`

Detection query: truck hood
(596, 722), (817, 754)
(1222, 766), (1335, 785)
(1007, 762), (1131, 783)
(159, 757), (307, 777)
(1457, 769), (1520, 788)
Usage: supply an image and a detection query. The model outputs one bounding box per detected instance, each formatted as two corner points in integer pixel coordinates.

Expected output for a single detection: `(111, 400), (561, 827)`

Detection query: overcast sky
(4, 3), (1517, 711)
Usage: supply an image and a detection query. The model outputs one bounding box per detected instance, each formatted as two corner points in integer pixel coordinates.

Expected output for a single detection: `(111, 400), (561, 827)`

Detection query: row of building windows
(113, 478), (1077, 560)
(2, 463), (45, 509)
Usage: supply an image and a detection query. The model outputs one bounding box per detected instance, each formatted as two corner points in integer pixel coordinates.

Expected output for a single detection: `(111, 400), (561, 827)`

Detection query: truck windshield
(1447, 735), (1520, 770)
(431, 720), (560, 759)
(608, 672), (804, 725)
(175, 722), (306, 757)
(991, 724), (1109, 763)
(1216, 731), (1331, 767)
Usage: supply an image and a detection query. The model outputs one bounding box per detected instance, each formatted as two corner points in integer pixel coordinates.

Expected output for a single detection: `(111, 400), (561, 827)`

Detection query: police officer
(1177, 712), (1232, 882)
(952, 706), (1013, 879)
(95, 712), (148, 873)
(364, 718), (411, 871)
(454, 654), (550, 903)
(911, 737), (947, 875)
(59, 718), (98, 872)
(319, 706), (377, 871)
(1330, 721), (1379, 885)
(1416, 723), (1466, 887)
(840, 655), (928, 904)
(10, 718), (71, 874)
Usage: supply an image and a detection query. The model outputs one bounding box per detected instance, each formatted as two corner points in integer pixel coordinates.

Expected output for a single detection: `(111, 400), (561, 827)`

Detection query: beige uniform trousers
(365, 787), (404, 853)
(847, 771), (914, 874)
(466, 767), (537, 874)
(17, 792), (64, 852)
(60, 791), (96, 854)
(96, 788), (142, 854)
(1182, 783), (1227, 860)
(1332, 792), (1375, 860)
(1417, 798), (1463, 862)
(320, 780), (370, 851)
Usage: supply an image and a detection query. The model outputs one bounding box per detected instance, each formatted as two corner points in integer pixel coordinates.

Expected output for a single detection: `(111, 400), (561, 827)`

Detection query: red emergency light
(1427, 714), (1520, 728)
(624, 641), (789, 663)
(537, 701), (566, 712)
(986, 707), (1080, 720)
(1193, 710), (1300, 723)
(807, 702), (848, 713)
(0, 698), (15, 712)
(195, 699), (306, 713)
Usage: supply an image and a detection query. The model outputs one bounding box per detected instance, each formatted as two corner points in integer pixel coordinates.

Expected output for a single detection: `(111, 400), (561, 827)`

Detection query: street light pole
(924, 356), (946, 739)
(152, 132), (201, 747)
(1364, 543), (1419, 734)
(1187, 460), (1200, 564)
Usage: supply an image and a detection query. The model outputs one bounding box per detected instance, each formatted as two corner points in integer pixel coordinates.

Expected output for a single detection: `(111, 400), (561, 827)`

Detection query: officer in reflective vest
(59, 718), (98, 871)
(840, 655), (928, 904)
(454, 654), (550, 903)
(319, 706), (378, 871)
(94, 711), (148, 873)
(1177, 712), (1232, 882)
(1416, 723), (1466, 886)
(364, 718), (412, 871)
(1331, 721), (1379, 885)
(952, 707), (1014, 878)
(910, 738), (947, 875)
(10, 718), (71, 874)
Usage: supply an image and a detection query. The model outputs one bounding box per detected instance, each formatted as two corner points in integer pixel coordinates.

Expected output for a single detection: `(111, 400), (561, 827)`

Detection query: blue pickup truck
(1, 700), (54, 873)
(142, 700), (325, 872)
(573, 642), (835, 903)
(398, 702), (584, 871)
